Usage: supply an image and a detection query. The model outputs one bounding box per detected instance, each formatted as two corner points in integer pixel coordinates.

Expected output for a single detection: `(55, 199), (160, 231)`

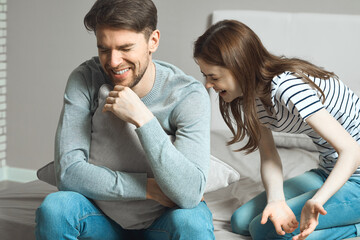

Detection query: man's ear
(148, 30), (160, 53)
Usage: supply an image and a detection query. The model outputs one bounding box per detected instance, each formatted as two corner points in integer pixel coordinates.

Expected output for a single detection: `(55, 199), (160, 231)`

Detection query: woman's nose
(205, 81), (214, 89)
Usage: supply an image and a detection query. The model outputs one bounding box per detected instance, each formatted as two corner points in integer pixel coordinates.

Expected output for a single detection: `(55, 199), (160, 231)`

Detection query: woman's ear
(148, 30), (160, 53)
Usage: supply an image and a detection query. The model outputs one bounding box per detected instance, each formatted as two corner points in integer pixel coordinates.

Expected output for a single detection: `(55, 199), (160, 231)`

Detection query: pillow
(37, 84), (240, 193)
(206, 154), (240, 192)
(272, 131), (317, 152)
(37, 155), (240, 193)
(37, 161), (56, 187)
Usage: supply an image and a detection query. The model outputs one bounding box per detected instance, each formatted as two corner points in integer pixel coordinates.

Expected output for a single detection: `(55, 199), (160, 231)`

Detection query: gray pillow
(37, 84), (240, 193)
(272, 132), (317, 152)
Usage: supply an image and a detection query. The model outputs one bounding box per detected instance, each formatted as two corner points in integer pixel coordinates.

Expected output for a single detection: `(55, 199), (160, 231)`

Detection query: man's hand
(146, 178), (176, 208)
(261, 200), (299, 235)
(103, 85), (154, 127)
(292, 199), (327, 240)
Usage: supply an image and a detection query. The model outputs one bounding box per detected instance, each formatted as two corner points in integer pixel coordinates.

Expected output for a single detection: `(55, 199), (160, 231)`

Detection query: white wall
(7, 1), (96, 171)
(6, 0), (360, 172)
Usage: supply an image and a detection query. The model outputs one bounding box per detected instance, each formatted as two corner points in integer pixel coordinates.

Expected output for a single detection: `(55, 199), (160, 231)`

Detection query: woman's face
(197, 58), (242, 103)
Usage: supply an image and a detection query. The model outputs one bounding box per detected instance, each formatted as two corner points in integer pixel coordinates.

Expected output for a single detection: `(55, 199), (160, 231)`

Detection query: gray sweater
(54, 57), (211, 229)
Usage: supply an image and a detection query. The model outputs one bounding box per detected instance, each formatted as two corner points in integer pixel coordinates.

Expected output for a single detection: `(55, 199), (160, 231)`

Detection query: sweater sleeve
(135, 88), (211, 209)
(55, 67), (147, 201)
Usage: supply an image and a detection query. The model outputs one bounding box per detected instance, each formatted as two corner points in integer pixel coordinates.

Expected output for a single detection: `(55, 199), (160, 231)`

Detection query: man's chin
(110, 78), (132, 87)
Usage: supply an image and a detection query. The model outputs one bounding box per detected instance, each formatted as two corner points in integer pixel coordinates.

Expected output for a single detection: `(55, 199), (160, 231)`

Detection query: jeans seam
(145, 228), (171, 240)
(75, 213), (105, 233)
(198, 202), (214, 230)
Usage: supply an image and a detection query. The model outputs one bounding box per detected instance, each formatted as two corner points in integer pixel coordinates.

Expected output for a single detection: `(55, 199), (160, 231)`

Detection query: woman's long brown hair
(194, 20), (337, 153)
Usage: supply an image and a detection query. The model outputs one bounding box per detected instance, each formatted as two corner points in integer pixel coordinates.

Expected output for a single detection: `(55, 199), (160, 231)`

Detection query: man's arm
(103, 84), (211, 208)
(54, 68), (148, 201)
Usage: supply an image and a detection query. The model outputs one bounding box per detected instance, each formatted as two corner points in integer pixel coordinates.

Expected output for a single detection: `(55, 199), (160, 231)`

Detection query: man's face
(96, 26), (155, 88)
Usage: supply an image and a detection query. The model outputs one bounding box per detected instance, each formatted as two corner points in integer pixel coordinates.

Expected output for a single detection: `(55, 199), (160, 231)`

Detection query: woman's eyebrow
(201, 71), (215, 77)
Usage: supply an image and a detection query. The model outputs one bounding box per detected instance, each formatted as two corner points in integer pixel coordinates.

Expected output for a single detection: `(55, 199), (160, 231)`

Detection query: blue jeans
(35, 191), (214, 240)
(231, 169), (360, 240)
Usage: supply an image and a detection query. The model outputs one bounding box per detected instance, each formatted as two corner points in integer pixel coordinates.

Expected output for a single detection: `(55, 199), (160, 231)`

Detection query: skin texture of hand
(261, 200), (299, 235)
(146, 178), (176, 208)
(102, 85), (154, 127)
(292, 199), (327, 240)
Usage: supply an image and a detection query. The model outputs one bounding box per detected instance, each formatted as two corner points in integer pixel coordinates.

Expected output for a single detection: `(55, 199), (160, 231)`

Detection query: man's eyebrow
(117, 43), (135, 49)
(97, 43), (135, 49)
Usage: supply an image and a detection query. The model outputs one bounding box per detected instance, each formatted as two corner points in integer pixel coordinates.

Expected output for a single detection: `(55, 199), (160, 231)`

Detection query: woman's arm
(293, 108), (360, 240)
(258, 126), (299, 235)
(259, 126), (284, 202)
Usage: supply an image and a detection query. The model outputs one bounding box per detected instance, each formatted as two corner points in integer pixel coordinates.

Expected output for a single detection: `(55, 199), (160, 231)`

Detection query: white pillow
(206, 155), (240, 192)
(37, 84), (240, 193)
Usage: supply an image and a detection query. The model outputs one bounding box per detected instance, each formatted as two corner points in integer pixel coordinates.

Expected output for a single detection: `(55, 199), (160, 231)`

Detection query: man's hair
(84, 0), (158, 39)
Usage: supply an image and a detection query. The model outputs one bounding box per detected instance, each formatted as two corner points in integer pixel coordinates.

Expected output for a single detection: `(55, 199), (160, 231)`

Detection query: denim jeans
(35, 191), (215, 240)
(231, 169), (360, 240)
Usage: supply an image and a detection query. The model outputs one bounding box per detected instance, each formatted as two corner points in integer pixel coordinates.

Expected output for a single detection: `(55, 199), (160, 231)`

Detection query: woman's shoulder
(271, 71), (300, 94)
(272, 71), (299, 84)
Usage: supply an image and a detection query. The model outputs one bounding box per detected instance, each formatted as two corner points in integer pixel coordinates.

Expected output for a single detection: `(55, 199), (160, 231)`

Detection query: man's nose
(109, 51), (123, 68)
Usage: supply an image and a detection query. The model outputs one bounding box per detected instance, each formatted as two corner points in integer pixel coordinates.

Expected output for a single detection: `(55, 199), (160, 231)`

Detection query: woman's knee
(231, 207), (251, 235)
(231, 191), (267, 235)
(249, 215), (294, 240)
(248, 215), (264, 240)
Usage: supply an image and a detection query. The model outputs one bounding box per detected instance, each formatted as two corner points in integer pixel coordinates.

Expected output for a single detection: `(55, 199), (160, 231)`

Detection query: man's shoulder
(65, 57), (109, 101)
(154, 60), (195, 80)
(72, 57), (103, 75)
(153, 60), (209, 109)
(68, 57), (108, 86)
(153, 60), (204, 91)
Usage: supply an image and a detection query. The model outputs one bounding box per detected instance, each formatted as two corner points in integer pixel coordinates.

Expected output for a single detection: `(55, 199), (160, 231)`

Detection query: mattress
(0, 129), (320, 240)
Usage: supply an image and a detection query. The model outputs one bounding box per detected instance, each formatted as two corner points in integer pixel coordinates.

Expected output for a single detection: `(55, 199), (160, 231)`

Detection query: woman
(194, 19), (360, 240)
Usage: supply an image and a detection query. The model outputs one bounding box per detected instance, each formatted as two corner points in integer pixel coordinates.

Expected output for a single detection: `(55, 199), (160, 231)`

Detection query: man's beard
(127, 64), (148, 89)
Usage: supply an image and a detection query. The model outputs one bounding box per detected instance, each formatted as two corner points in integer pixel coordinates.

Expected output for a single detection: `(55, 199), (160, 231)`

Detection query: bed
(1, 10), (360, 240)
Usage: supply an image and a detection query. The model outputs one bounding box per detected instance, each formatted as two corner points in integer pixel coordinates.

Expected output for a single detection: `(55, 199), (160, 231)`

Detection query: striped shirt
(256, 71), (360, 177)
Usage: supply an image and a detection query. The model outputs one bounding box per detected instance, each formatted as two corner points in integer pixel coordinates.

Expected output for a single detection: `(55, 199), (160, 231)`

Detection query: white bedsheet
(0, 130), (320, 240)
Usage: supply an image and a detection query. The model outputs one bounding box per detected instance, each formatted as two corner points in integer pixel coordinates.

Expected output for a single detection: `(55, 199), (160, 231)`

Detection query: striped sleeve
(275, 74), (324, 120)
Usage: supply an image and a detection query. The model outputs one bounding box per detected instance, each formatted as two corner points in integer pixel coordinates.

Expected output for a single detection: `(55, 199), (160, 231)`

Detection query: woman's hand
(261, 200), (299, 235)
(292, 199), (327, 240)
(146, 178), (176, 208)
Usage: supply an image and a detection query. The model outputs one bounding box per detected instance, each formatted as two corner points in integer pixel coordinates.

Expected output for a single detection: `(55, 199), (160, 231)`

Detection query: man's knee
(38, 191), (81, 216)
(36, 191), (82, 238)
(167, 203), (214, 238)
(36, 191), (86, 228)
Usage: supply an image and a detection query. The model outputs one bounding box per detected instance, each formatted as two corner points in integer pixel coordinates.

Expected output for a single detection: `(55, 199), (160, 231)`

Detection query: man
(35, 0), (214, 239)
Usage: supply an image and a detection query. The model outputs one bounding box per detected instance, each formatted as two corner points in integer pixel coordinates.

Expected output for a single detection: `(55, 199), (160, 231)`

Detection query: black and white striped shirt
(256, 71), (360, 177)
